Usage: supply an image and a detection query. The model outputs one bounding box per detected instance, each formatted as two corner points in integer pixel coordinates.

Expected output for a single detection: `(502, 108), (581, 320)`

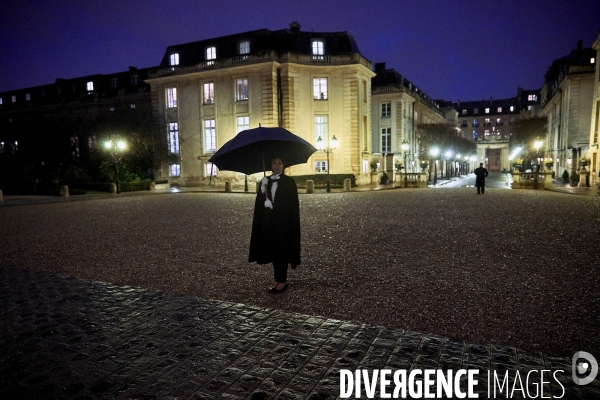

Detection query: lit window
(130, 104), (136, 109)
(110, 78), (119, 88)
(313, 78), (328, 100)
(314, 115), (328, 144)
(206, 46), (216, 60)
(528, 94), (537, 102)
(166, 87), (177, 108)
(528, 105), (533, 110)
(315, 160), (328, 173)
(484, 118), (490, 126)
(236, 79), (248, 101)
(485, 108), (490, 114)
(497, 107), (502, 113)
(381, 102), (391, 117)
(473, 119), (479, 127)
(312, 40), (324, 59)
(237, 116), (249, 134)
(0, 97), (2, 105)
(484, 130), (490, 136)
(13, 141), (18, 151)
(170, 53), (179, 66)
(473, 108), (478, 114)
(496, 118), (502, 125)
(168, 122), (179, 154)
(170, 164), (181, 177)
(204, 119), (216, 152)
(203, 82), (214, 104)
(26, 93), (31, 101)
(381, 128), (391, 153)
(592, 57), (596, 64)
(510, 106), (514, 112)
(205, 163), (218, 176)
(87, 81), (94, 91)
(239, 41), (250, 55)
(473, 130), (478, 141)
(462, 109), (467, 115)
(0, 142), (3, 153)
(12, 95), (16, 103)
(131, 75), (140, 85)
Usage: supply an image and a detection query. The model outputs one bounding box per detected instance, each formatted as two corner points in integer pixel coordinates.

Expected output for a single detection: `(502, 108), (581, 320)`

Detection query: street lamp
(430, 147), (439, 185)
(533, 139), (543, 189)
(104, 138), (127, 193)
(317, 135), (338, 193)
(401, 140), (409, 188)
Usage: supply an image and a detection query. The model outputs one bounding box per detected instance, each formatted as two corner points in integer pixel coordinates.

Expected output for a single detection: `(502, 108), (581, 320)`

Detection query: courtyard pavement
(0, 179), (599, 399)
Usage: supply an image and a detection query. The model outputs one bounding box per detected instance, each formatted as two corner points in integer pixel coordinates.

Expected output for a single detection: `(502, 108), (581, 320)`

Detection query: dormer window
(591, 57), (595, 64)
(169, 53), (179, 66)
(12, 95), (17, 103)
(131, 75), (140, 85)
(312, 40), (324, 61)
(26, 93), (31, 101)
(485, 108), (490, 114)
(239, 41), (250, 55)
(110, 78), (119, 88)
(473, 108), (478, 114)
(206, 46), (216, 61)
(87, 81), (94, 92)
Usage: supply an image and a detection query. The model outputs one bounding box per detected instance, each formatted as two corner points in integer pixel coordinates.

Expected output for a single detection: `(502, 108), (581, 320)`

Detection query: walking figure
(474, 163), (489, 194)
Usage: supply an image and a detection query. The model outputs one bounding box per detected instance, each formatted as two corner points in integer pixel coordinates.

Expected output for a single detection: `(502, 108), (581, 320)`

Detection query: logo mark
(572, 351), (598, 385)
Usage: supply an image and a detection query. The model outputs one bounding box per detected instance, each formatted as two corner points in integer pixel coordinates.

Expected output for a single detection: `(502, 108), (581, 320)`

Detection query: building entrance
(486, 148), (502, 172)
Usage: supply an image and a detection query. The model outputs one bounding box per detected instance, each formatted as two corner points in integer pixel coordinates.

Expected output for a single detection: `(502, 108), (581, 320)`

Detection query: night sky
(1, 0), (599, 101)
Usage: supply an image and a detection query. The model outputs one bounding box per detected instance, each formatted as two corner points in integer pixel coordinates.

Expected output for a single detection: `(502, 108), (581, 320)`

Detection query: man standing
(474, 163), (489, 194)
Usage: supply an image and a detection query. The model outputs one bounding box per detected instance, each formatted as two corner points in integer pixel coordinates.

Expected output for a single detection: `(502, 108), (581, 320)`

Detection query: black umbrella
(208, 125), (317, 175)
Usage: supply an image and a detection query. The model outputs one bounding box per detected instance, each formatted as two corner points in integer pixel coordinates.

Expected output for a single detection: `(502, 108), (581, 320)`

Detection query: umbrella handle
(262, 152), (266, 177)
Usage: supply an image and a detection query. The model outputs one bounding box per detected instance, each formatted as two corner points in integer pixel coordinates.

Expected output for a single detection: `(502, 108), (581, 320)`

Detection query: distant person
(474, 163), (489, 194)
(248, 157), (301, 293)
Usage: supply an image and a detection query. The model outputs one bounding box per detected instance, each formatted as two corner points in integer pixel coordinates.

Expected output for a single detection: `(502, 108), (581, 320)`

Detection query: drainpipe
(277, 68), (283, 128)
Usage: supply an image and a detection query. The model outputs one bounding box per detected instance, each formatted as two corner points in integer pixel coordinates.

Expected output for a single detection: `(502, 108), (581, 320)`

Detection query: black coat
(474, 166), (489, 187)
(248, 174), (301, 267)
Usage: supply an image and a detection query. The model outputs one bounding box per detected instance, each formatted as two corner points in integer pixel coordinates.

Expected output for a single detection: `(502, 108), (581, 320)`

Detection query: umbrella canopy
(208, 126), (318, 175)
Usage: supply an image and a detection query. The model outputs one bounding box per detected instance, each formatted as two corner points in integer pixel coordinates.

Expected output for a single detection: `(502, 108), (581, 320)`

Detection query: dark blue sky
(1, 0), (599, 101)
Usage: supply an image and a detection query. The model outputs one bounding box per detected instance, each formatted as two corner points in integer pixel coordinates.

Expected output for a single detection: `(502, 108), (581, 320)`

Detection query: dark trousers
(477, 185), (485, 194)
(273, 261), (288, 282)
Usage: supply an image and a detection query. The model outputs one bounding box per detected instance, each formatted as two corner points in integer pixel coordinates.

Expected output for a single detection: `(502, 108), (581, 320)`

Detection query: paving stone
(0, 266), (592, 399)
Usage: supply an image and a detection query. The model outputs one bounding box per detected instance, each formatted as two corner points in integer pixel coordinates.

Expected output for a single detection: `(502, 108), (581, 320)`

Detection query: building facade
(537, 40), (596, 180)
(146, 23), (375, 186)
(588, 32), (600, 186)
(371, 63), (447, 176)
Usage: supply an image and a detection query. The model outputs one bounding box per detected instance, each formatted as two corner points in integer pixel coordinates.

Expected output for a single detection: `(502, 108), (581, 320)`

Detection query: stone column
(225, 181), (232, 192)
(544, 172), (553, 187)
(149, 182), (156, 190)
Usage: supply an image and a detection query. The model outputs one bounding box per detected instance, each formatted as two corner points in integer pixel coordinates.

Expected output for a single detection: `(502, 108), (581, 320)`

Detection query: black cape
(474, 166), (489, 187)
(248, 174), (301, 267)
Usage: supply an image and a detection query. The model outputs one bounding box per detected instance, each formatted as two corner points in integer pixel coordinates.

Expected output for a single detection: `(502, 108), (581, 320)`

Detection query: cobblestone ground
(2, 266), (597, 399)
(1, 188), (599, 398)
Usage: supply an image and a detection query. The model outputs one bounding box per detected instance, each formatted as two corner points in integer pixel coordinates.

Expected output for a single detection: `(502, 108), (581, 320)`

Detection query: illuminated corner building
(538, 39), (596, 181)
(589, 32), (600, 187)
(0, 67), (153, 189)
(439, 88), (539, 173)
(371, 62), (447, 176)
(146, 22), (375, 186)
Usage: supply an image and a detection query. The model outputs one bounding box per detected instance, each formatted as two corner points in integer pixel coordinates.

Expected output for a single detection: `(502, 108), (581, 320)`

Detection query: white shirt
(261, 174), (281, 208)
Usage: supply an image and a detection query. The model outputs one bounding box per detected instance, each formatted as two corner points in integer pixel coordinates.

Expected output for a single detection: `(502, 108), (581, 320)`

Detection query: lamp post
(430, 147), (439, 185)
(533, 139), (543, 189)
(401, 140), (409, 188)
(104, 138), (127, 194)
(317, 135), (338, 193)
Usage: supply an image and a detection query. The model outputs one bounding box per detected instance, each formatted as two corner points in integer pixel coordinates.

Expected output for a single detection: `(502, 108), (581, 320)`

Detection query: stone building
(0, 67), (154, 190)
(443, 89), (539, 172)
(371, 63), (447, 177)
(587, 32), (600, 187)
(146, 22), (375, 186)
(537, 40), (596, 180)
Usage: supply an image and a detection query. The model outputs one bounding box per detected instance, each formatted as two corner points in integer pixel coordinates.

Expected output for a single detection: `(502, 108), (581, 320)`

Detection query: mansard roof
(159, 24), (362, 67)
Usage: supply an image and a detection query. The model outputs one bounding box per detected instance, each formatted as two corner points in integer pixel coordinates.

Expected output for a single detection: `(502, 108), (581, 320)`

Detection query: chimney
(374, 62), (386, 73)
(289, 21), (301, 32)
(490, 96), (493, 105)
